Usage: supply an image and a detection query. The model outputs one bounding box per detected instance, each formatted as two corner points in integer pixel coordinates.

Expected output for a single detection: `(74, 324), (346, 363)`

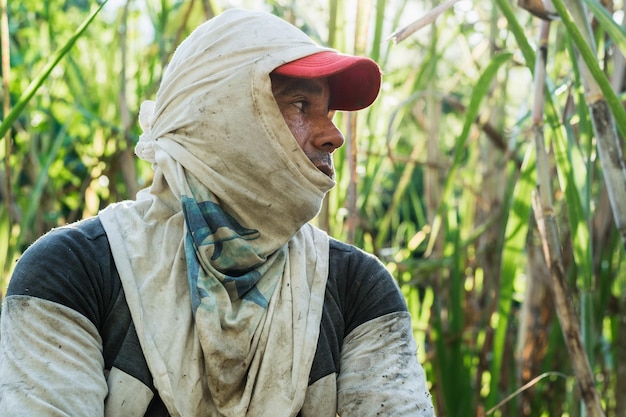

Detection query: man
(0, 8), (435, 417)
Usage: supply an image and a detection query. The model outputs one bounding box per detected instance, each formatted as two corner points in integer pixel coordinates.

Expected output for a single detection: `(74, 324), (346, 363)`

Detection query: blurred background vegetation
(2, 0), (626, 415)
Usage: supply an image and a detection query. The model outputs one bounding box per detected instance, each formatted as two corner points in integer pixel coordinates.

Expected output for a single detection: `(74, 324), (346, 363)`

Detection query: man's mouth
(316, 163), (334, 178)
(312, 154), (335, 179)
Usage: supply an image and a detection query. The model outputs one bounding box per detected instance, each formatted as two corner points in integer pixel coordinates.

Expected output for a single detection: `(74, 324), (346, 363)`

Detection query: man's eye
(294, 100), (307, 112)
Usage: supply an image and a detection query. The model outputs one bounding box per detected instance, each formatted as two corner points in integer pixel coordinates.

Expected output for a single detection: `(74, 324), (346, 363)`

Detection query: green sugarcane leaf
(0, 0), (108, 139)
(584, 0), (626, 56)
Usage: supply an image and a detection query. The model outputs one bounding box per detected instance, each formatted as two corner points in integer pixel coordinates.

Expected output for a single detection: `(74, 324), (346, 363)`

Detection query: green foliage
(2, 0), (625, 415)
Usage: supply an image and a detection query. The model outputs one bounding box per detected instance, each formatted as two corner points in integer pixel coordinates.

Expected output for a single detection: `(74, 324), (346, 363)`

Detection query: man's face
(271, 74), (345, 180)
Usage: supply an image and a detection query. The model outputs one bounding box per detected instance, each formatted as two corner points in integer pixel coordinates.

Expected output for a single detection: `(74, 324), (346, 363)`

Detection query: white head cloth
(99, 9), (338, 417)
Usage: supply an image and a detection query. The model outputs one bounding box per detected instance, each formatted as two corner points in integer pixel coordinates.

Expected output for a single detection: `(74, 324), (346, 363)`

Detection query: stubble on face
(270, 74), (343, 180)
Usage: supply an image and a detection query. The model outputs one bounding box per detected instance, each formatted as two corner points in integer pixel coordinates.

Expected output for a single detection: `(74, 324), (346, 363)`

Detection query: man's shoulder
(326, 236), (406, 336)
(13, 217), (108, 270)
(7, 216), (119, 328)
(328, 237), (387, 274)
(42, 216), (108, 243)
(328, 236), (360, 253)
(15, 217), (108, 262)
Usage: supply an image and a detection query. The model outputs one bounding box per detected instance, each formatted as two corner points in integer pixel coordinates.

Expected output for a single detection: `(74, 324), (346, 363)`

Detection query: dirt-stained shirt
(0, 217), (435, 416)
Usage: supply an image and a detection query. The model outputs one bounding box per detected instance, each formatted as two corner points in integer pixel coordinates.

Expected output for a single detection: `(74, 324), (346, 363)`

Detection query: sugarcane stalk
(551, 0), (626, 249)
(532, 21), (552, 210)
(531, 19), (606, 417)
(531, 193), (605, 417)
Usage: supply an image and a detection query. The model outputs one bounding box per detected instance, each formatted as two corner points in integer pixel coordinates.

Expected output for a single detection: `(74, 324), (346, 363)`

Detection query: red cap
(273, 51), (382, 111)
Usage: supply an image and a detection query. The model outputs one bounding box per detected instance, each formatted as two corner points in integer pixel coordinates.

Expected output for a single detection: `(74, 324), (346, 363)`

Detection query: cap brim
(273, 51), (381, 111)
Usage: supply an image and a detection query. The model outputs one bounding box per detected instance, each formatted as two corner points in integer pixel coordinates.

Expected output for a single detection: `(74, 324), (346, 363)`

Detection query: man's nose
(315, 119), (345, 153)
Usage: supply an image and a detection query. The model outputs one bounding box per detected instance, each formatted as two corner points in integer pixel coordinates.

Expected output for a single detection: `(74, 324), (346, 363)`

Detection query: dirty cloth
(99, 8), (338, 417)
(0, 218), (435, 416)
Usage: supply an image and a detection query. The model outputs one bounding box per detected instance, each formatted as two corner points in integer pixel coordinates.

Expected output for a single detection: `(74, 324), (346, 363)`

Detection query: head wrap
(99, 8), (380, 417)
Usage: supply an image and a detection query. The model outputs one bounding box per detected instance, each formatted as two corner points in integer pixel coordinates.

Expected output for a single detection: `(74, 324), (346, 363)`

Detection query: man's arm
(330, 239), (435, 417)
(337, 311), (435, 416)
(0, 296), (108, 416)
(0, 222), (111, 416)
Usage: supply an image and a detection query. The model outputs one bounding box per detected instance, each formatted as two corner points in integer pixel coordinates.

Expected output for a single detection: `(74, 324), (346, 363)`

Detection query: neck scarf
(99, 9), (338, 416)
